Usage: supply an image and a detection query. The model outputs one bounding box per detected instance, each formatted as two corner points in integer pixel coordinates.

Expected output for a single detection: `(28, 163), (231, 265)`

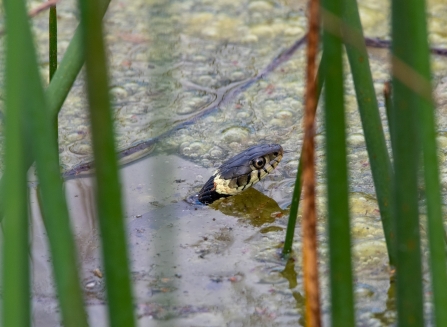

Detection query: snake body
(198, 144), (283, 205)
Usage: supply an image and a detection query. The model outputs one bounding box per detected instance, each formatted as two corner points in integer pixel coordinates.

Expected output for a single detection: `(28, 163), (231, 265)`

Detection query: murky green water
(1, 0), (447, 325)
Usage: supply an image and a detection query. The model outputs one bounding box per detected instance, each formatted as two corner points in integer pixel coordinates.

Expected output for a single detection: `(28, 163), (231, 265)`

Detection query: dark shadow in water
(372, 277), (396, 325)
(210, 188), (288, 227)
(281, 256), (298, 289)
(281, 256), (305, 326)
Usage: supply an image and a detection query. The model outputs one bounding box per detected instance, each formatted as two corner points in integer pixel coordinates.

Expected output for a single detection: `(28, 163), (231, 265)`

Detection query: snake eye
(273, 152), (279, 156)
(253, 157), (266, 169)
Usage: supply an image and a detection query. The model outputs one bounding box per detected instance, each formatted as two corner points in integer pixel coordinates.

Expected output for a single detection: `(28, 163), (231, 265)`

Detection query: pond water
(30, 154), (393, 327)
(2, 0), (447, 325)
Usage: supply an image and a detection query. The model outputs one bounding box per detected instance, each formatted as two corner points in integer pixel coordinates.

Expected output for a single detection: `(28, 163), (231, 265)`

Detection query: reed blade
(322, 1), (355, 325)
(342, 0), (396, 265)
(393, 0), (447, 325)
(3, 0), (90, 326)
(49, 4), (57, 80)
(2, 0), (30, 324)
(283, 52), (325, 256)
(391, 0), (425, 324)
(77, 0), (136, 325)
(0, 0), (111, 220)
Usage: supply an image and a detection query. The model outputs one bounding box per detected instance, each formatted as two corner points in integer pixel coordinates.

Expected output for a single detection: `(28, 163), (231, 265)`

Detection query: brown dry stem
(301, 0), (322, 326)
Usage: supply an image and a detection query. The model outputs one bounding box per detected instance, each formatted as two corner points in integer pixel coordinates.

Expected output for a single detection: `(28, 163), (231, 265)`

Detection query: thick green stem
(403, 0), (447, 325)
(2, 0), (33, 326)
(3, 0), (90, 326)
(0, 0), (111, 220)
(391, 0), (425, 325)
(77, 0), (136, 325)
(342, 0), (396, 265)
(322, 1), (355, 325)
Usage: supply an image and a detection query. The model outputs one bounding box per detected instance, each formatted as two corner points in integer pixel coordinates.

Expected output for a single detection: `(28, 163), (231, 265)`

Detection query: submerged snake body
(198, 144), (283, 205)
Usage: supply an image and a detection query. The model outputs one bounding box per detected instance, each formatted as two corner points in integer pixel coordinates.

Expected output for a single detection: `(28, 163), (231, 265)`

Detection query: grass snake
(197, 144), (283, 205)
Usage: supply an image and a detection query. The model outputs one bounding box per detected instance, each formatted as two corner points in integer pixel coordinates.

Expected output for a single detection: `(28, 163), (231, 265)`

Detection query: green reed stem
(0, 0), (111, 220)
(2, 91), (29, 327)
(408, 0), (447, 325)
(26, 33), (91, 327)
(322, 1), (355, 325)
(46, 0), (110, 118)
(49, 4), (58, 140)
(49, 5), (57, 80)
(78, 0), (136, 325)
(283, 52), (325, 256)
(421, 85), (447, 326)
(391, 0), (425, 325)
(2, 1), (32, 327)
(383, 82), (395, 153)
(342, 0), (395, 265)
(283, 156), (303, 256)
(3, 0), (90, 326)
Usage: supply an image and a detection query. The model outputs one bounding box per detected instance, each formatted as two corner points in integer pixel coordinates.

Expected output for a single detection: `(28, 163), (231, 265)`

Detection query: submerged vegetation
(1, 0), (447, 326)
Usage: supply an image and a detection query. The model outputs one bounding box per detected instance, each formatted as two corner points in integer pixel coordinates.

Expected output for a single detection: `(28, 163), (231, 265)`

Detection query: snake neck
(197, 175), (230, 205)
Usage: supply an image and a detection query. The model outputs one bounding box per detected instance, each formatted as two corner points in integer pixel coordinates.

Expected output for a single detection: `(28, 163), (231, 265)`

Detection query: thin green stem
(2, 0), (32, 326)
(391, 0), (425, 325)
(342, 0), (395, 265)
(49, 5), (57, 80)
(46, 0), (110, 118)
(0, 0), (111, 220)
(322, 1), (355, 325)
(407, 0), (447, 325)
(383, 81), (395, 153)
(3, 0), (89, 326)
(78, 0), (136, 325)
(282, 53), (325, 256)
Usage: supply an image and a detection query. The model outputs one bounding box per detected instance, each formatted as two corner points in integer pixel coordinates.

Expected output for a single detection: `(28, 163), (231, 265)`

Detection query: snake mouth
(198, 144), (283, 205)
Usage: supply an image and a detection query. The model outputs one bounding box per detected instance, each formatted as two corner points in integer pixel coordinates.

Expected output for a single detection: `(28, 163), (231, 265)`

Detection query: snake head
(198, 144), (283, 205)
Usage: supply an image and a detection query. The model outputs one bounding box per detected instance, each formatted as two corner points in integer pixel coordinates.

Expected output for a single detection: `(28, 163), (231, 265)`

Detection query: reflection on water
(211, 188), (287, 227)
(372, 280), (397, 326)
(281, 257), (305, 326)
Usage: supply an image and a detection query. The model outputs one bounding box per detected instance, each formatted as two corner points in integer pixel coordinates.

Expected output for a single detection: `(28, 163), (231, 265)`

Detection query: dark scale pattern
(217, 144), (282, 179)
(197, 144), (283, 205)
(197, 175), (230, 205)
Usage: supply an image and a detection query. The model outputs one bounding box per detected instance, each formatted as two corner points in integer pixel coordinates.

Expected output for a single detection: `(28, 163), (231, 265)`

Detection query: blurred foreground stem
(78, 0), (136, 325)
(391, 0), (425, 324)
(299, 0), (321, 325)
(342, 0), (395, 265)
(322, 1), (355, 325)
(0, 0), (111, 220)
